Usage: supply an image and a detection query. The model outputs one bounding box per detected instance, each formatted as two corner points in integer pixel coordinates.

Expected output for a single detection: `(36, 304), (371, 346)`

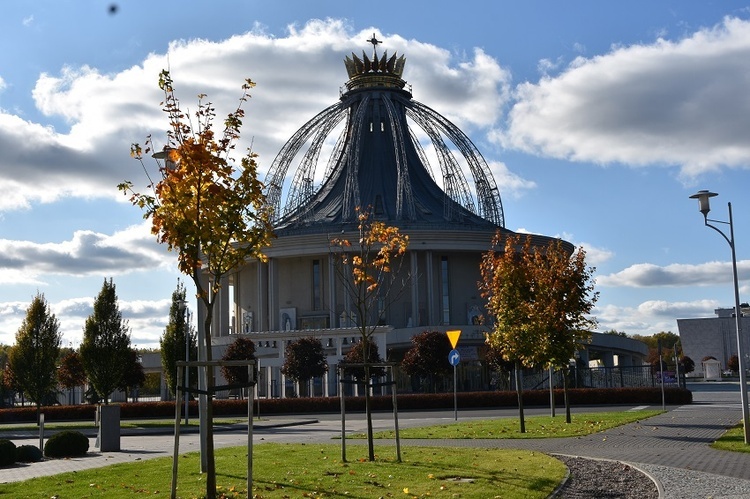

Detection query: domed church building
(208, 37), (565, 398)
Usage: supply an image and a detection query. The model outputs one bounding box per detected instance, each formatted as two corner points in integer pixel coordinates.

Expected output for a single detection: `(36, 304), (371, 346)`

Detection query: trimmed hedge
(16, 444), (43, 463)
(0, 387), (692, 423)
(44, 430), (89, 458)
(0, 439), (17, 466)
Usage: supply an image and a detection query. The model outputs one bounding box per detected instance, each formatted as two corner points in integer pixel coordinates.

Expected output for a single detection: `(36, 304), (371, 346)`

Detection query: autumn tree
(220, 337), (256, 390)
(480, 233), (597, 430)
(281, 337), (328, 397)
(120, 71), (273, 497)
(80, 279), (132, 405)
(728, 355), (740, 373)
(160, 280), (197, 396)
(680, 355), (696, 374)
(0, 364), (14, 408)
(58, 351), (87, 390)
(8, 294), (61, 419)
(400, 330), (452, 392)
(330, 207), (408, 461)
(341, 338), (384, 382)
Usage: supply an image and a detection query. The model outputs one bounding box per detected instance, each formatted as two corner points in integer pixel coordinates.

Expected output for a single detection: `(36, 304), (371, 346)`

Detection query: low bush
(15, 444), (43, 463)
(0, 438), (17, 466)
(44, 430), (89, 458)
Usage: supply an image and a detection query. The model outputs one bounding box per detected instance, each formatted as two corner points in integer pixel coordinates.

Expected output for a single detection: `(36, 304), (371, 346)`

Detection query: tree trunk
(515, 361), (526, 433)
(564, 364), (572, 423)
(203, 311), (217, 499)
(365, 363), (375, 461)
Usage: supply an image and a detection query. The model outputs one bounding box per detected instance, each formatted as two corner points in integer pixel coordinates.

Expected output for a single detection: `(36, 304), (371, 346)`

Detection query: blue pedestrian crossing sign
(449, 349), (461, 366)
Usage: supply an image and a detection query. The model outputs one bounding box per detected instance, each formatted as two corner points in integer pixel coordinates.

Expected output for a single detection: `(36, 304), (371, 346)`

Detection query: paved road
(3, 381), (750, 498)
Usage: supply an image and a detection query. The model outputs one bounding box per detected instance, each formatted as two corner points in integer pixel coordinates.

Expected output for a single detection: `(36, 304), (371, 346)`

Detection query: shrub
(44, 430), (89, 458)
(15, 444), (43, 463)
(0, 438), (17, 466)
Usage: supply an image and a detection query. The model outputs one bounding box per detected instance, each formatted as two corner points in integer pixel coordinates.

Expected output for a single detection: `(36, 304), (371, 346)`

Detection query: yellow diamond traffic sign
(446, 329), (461, 349)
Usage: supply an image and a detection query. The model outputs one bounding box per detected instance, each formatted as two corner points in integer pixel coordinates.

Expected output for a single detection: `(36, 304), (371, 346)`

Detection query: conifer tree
(8, 293), (61, 418)
(80, 278), (132, 404)
(160, 281), (197, 396)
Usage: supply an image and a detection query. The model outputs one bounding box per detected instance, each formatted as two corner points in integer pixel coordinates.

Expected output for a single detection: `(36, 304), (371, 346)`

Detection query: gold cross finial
(367, 33), (382, 58)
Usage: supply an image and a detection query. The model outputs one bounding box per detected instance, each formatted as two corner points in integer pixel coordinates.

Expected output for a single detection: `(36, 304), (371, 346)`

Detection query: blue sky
(0, 0), (748, 348)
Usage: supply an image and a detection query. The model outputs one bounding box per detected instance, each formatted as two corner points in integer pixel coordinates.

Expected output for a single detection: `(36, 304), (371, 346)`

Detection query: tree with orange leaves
(330, 207), (409, 461)
(479, 233), (597, 430)
(119, 70), (274, 499)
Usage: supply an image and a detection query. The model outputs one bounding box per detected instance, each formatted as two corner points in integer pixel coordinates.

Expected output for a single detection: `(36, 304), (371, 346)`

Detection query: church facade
(206, 38), (567, 397)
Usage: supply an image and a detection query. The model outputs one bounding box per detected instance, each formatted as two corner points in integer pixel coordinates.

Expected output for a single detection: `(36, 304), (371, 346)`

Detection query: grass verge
(711, 424), (750, 453)
(359, 410), (663, 439)
(0, 443), (565, 498)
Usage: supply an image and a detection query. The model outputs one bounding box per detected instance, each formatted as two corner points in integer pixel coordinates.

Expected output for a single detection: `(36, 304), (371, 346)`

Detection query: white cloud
(598, 259), (750, 288)
(594, 299), (719, 336)
(502, 16), (750, 177)
(0, 19), (514, 213)
(0, 296), (175, 349)
(0, 222), (171, 284)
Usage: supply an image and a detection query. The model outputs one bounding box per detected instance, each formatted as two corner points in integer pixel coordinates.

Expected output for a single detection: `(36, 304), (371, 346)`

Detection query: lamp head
(152, 146), (178, 171)
(689, 190), (718, 217)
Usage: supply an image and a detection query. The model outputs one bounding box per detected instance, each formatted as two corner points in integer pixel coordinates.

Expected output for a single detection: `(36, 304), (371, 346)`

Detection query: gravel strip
(553, 456), (658, 498)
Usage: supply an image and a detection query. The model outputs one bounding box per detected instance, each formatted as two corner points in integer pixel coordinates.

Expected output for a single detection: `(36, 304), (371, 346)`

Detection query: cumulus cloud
(0, 222), (171, 284)
(502, 16), (750, 177)
(597, 260), (750, 288)
(598, 260), (750, 287)
(0, 296), (175, 348)
(594, 299), (720, 336)
(0, 19), (514, 214)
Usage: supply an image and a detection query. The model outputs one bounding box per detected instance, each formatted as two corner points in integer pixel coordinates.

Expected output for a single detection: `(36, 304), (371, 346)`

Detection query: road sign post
(446, 330), (462, 421)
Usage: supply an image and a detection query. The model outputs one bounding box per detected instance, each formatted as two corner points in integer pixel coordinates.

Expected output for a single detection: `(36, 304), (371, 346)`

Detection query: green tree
(118, 349), (146, 401)
(281, 337), (328, 397)
(603, 329), (627, 337)
(80, 279), (132, 405)
(160, 281), (197, 396)
(8, 293), (62, 420)
(330, 207), (409, 461)
(400, 331), (452, 392)
(484, 341), (515, 391)
(480, 233), (597, 430)
(120, 71), (273, 497)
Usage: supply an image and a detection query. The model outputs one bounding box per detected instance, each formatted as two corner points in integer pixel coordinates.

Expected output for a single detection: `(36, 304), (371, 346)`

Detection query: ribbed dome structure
(264, 37), (505, 235)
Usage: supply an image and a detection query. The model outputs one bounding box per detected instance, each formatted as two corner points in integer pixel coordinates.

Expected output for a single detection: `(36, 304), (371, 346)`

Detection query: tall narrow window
(312, 259), (322, 310)
(441, 257), (450, 324)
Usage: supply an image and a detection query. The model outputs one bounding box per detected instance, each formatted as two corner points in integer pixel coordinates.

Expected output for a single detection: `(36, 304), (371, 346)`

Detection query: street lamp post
(689, 189), (749, 444)
(178, 299), (190, 425)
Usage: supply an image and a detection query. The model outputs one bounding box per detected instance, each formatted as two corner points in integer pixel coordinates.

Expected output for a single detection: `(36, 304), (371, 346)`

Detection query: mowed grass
(712, 424), (750, 453)
(0, 443), (565, 498)
(364, 410), (664, 440)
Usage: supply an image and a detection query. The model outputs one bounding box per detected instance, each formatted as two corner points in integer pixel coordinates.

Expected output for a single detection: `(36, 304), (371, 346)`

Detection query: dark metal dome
(263, 37), (505, 235)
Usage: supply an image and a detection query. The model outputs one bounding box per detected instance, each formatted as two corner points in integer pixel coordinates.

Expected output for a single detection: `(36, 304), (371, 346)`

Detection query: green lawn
(712, 424), (750, 453)
(0, 443), (565, 498)
(0, 409), (667, 497)
(362, 410), (664, 439)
